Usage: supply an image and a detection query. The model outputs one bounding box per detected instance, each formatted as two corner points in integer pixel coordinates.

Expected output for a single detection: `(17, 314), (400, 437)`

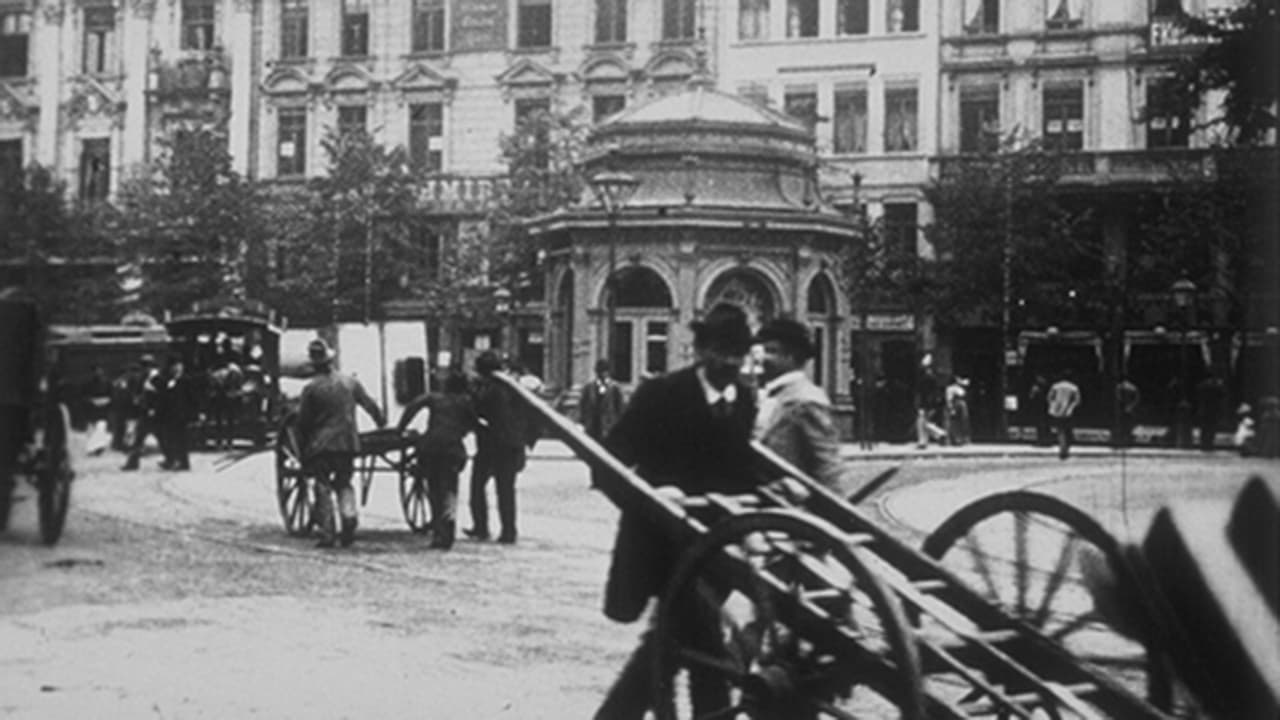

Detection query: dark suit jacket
(601, 365), (759, 621)
(579, 377), (625, 439)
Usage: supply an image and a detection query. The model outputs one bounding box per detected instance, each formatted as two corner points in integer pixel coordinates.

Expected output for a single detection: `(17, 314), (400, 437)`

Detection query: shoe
(315, 537), (335, 549)
(497, 534), (517, 545)
(121, 462), (138, 471)
(158, 460), (174, 470)
(175, 463), (190, 471)
(339, 517), (357, 547)
(429, 538), (454, 550)
(463, 527), (490, 541)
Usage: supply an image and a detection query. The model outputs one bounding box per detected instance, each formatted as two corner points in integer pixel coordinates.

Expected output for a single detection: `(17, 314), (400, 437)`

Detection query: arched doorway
(806, 272), (838, 395)
(704, 270), (778, 327)
(604, 266), (673, 383)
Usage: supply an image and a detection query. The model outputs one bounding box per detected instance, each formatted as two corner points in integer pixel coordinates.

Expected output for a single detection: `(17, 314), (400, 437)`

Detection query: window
(518, 0), (552, 48)
(1145, 80), (1190, 148)
(596, 0), (626, 43)
(884, 86), (918, 152)
(663, 0), (696, 40)
(515, 97), (550, 124)
(342, 0), (369, 57)
(0, 9), (31, 77)
(882, 202), (918, 257)
(592, 94), (626, 122)
(1046, 0), (1082, 29)
(0, 139), (21, 183)
(886, 0), (918, 32)
(645, 321), (668, 376)
(181, 0), (215, 50)
(515, 97), (551, 168)
(963, 0), (998, 34)
(337, 106), (366, 137)
(833, 85), (867, 154)
(277, 108), (307, 177)
(1042, 84), (1083, 150)
(280, 0), (308, 59)
(409, 103), (443, 171)
(787, 0), (818, 37)
(412, 0), (445, 52)
(784, 87), (818, 130)
(959, 87), (1000, 152)
(82, 5), (116, 75)
(79, 138), (111, 201)
(739, 0), (768, 40)
(838, 0), (868, 35)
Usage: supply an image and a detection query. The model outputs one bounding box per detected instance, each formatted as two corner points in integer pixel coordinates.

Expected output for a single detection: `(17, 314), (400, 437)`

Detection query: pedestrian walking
(156, 355), (198, 471)
(465, 350), (537, 544)
(579, 358), (626, 488)
(593, 302), (760, 720)
(121, 354), (165, 471)
(753, 317), (847, 490)
(945, 376), (971, 446)
(915, 354), (946, 448)
(295, 338), (386, 548)
(397, 370), (476, 550)
(1194, 372), (1225, 451)
(1234, 403), (1257, 456)
(1114, 377), (1140, 448)
(1047, 369), (1082, 460)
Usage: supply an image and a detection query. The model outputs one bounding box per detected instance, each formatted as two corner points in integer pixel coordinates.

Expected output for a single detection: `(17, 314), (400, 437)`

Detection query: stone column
(34, 2), (66, 168)
(120, 1), (153, 168)
(226, 0), (255, 176)
(673, 234), (698, 369)
(570, 241), (595, 392)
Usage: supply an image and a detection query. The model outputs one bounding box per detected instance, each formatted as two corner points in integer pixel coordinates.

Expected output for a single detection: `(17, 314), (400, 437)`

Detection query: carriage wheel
(921, 490), (1174, 711)
(37, 404), (74, 545)
(275, 421), (314, 536)
(653, 510), (924, 720)
(398, 457), (431, 533)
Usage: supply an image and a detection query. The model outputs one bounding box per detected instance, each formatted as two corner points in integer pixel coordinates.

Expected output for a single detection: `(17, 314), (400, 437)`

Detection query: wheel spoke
(1048, 609), (1101, 642)
(1032, 531), (1080, 629)
(961, 534), (1002, 602)
(1014, 510), (1029, 617)
(691, 702), (748, 720)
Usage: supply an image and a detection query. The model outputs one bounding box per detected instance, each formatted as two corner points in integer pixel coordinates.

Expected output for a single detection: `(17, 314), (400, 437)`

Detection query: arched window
(606, 266), (672, 308)
(705, 270), (777, 325)
(807, 273), (836, 316)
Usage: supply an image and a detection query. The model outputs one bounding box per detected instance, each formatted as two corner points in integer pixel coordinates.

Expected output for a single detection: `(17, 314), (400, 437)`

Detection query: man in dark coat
(593, 302), (760, 720)
(156, 355), (199, 471)
(465, 350), (537, 544)
(121, 354), (164, 470)
(579, 358), (625, 442)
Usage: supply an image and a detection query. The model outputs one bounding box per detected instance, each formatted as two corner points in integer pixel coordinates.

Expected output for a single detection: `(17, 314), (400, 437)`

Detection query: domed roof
(599, 84), (808, 136)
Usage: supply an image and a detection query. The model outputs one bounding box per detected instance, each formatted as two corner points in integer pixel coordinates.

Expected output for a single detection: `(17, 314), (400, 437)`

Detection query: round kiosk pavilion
(527, 83), (860, 424)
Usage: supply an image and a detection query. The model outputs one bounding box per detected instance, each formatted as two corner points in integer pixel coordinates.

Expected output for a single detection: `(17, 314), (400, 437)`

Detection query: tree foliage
(1174, 0), (1280, 145)
(114, 128), (266, 316)
(923, 137), (1095, 329)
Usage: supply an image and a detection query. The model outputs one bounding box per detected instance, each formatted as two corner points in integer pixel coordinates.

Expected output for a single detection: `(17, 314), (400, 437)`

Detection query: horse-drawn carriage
(0, 293), (74, 545)
(165, 300), (284, 449)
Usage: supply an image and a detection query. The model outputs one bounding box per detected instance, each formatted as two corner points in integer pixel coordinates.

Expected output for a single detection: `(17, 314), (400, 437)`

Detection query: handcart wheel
(921, 490), (1172, 711)
(36, 403), (74, 545)
(397, 452), (430, 534)
(653, 510), (925, 720)
(274, 418), (314, 536)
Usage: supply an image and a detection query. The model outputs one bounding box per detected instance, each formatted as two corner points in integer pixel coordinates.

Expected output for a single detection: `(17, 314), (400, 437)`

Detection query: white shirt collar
(696, 366), (738, 406)
(762, 369), (806, 398)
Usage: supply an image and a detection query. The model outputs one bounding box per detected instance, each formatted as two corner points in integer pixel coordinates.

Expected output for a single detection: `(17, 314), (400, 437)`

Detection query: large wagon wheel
(397, 447), (431, 533)
(653, 510), (924, 720)
(274, 417), (314, 536)
(36, 403), (74, 545)
(921, 490), (1175, 712)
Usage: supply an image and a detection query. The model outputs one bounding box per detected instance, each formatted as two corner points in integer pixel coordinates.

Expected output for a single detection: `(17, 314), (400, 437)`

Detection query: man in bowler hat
(594, 302), (761, 720)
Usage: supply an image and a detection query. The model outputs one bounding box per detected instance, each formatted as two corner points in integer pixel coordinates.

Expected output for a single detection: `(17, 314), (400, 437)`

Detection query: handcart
(274, 417), (427, 535)
(494, 371), (1277, 719)
(0, 295), (74, 545)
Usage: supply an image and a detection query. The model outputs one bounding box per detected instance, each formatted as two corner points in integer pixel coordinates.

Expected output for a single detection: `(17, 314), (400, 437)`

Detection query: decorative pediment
(391, 63), (457, 93)
(581, 56), (630, 84)
(495, 58), (558, 88)
(323, 63), (375, 94)
(261, 66), (312, 96)
(63, 77), (126, 126)
(0, 80), (39, 123)
(645, 51), (695, 80)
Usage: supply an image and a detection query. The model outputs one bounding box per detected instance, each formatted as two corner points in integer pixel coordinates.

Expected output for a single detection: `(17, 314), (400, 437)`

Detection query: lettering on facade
(851, 314), (915, 331)
(452, 0), (507, 53)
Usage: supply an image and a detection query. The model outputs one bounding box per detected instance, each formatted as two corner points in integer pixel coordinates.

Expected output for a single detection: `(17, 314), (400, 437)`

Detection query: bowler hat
(691, 303), (753, 355)
(754, 317), (814, 360)
(308, 338), (335, 364)
(475, 350), (502, 374)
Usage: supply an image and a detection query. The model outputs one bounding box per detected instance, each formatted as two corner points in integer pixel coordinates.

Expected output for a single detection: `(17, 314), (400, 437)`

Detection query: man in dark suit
(594, 302), (760, 720)
(579, 358), (625, 442)
(465, 350), (537, 544)
(156, 355), (199, 471)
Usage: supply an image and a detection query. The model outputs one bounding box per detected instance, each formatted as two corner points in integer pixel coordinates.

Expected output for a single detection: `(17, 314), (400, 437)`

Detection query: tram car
(164, 300), (285, 449)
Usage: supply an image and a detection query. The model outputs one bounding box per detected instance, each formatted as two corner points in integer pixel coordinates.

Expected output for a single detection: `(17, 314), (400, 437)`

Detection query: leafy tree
(1172, 0), (1279, 145)
(115, 127), (266, 316)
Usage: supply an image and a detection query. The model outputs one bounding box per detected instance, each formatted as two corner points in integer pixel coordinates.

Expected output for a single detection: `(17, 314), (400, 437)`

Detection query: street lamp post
(588, 170), (640, 374)
(851, 172), (873, 450)
(1170, 273), (1197, 448)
